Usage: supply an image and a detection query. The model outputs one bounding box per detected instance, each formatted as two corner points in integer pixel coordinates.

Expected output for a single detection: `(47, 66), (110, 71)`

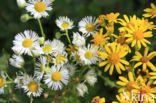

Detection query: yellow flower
(91, 28), (110, 47)
(91, 96), (105, 103)
(118, 15), (138, 32)
(96, 15), (105, 25)
(125, 23), (152, 49)
(131, 47), (156, 71)
(116, 72), (139, 93)
(105, 12), (120, 23)
(114, 32), (131, 53)
(140, 18), (156, 30)
(98, 43), (129, 75)
(143, 3), (156, 18)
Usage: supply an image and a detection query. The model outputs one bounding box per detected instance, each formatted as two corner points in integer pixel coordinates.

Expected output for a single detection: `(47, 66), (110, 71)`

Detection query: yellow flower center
(127, 81), (137, 91)
(94, 34), (105, 45)
(22, 39), (33, 48)
(56, 55), (66, 64)
(140, 56), (149, 63)
(42, 44), (52, 53)
(86, 23), (95, 32)
(108, 53), (120, 64)
(61, 22), (70, 29)
(117, 37), (126, 45)
(51, 72), (62, 82)
(34, 2), (46, 12)
(133, 30), (144, 40)
(28, 82), (38, 92)
(84, 51), (93, 59)
(40, 64), (44, 72)
(0, 77), (5, 88)
(152, 8), (156, 15)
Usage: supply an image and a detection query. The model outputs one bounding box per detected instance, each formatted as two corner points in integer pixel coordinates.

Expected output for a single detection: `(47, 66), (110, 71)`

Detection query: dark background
(0, 0), (156, 103)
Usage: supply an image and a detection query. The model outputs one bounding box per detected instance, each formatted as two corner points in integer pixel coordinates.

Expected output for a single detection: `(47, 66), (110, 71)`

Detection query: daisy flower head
(78, 44), (98, 65)
(26, 0), (52, 18)
(34, 57), (47, 80)
(14, 72), (28, 89)
(56, 16), (74, 31)
(98, 42), (129, 75)
(42, 39), (65, 55)
(118, 15), (139, 32)
(116, 72), (139, 93)
(143, 3), (156, 18)
(22, 76), (43, 97)
(53, 51), (68, 67)
(78, 16), (98, 37)
(9, 54), (24, 68)
(76, 83), (88, 97)
(72, 32), (85, 47)
(91, 96), (105, 103)
(91, 28), (110, 47)
(85, 69), (97, 86)
(125, 22), (153, 49)
(0, 71), (7, 94)
(44, 66), (69, 90)
(12, 30), (39, 56)
(131, 47), (156, 71)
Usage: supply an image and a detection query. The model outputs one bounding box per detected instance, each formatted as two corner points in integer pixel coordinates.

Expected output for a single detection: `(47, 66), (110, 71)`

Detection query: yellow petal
(120, 59), (129, 65)
(109, 65), (114, 75)
(99, 61), (108, 67)
(134, 62), (142, 68)
(128, 72), (134, 81)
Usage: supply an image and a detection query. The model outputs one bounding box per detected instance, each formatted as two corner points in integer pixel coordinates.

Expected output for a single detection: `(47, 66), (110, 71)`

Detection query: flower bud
(38, 37), (45, 44)
(20, 14), (31, 23)
(16, 0), (26, 8)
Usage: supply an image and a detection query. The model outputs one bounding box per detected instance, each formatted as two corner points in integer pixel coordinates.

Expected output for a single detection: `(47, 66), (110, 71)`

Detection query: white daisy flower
(12, 30), (39, 56)
(53, 52), (68, 67)
(16, 0), (26, 8)
(9, 54), (24, 68)
(0, 71), (7, 94)
(26, 0), (52, 18)
(78, 44), (98, 65)
(76, 83), (88, 97)
(78, 16), (98, 37)
(72, 32), (85, 47)
(66, 64), (76, 76)
(34, 57), (47, 80)
(22, 76), (43, 97)
(85, 69), (97, 86)
(44, 66), (69, 90)
(42, 39), (65, 55)
(14, 72), (28, 89)
(56, 16), (74, 31)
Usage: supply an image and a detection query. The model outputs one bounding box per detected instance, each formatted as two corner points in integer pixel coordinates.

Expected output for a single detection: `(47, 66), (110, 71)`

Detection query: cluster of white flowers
(0, 0), (99, 100)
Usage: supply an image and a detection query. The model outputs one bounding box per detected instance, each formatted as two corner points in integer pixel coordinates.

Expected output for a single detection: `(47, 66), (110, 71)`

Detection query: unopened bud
(20, 14), (31, 23)
(38, 37), (45, 44)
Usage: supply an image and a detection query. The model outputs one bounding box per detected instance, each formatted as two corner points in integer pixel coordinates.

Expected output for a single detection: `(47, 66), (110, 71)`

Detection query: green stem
(22, 66), (26, 73)
(37, 18), (45, 38)
(33, 57), (36, 72)
(30, 95), (33, 103)
(65, 29), (72, 45)
(5, 73), (13, 82)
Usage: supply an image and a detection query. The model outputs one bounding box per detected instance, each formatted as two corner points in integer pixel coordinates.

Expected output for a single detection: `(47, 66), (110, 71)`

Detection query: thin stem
(33, 57), (36, 72)
(30, 95), (33, 103)
(37, 18), (45, 38)
(5, 73), (13, 82)
(22, 66), (26, 73)
(65, 29), (72, 45)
